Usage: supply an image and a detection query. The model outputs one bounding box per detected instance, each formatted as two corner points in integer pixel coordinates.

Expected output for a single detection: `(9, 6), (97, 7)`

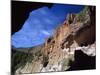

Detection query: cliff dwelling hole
(43, 56), (49, 67)
(69, 20), (73, 24)
(47, 38), (52, 43)
(52, 40), (55, 43)
(43, 61), (48, 67)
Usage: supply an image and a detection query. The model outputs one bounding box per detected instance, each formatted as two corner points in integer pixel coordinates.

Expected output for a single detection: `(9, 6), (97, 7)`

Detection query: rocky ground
(13, 6), (96, 74)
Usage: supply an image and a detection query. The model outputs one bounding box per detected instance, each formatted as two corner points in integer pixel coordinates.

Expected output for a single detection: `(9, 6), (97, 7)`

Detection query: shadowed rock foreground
(14, 6), (96, 74)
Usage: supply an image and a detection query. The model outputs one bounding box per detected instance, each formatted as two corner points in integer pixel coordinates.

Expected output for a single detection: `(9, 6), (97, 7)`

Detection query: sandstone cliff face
(15, 6), (96, 74)
(41, 6), (95, 72)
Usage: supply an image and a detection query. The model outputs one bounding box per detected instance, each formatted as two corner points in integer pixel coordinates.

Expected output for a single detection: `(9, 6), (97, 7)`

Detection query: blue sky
(12, 4), (84, 48)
